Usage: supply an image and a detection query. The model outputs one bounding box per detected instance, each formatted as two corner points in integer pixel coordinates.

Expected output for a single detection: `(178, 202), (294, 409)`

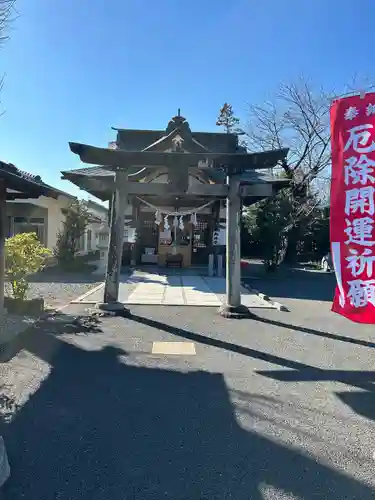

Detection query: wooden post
(219, 175), (250, 318)
(212, 200), (220, 276)
(100, 171), (129, 313)
(130, 198), (141, 266)
(108, 196), (112, 225)
(217, 254), (223, 277)
(208, 254), (214, 277)
(0, 179), (6, 318)
(130, 198), (136, 266)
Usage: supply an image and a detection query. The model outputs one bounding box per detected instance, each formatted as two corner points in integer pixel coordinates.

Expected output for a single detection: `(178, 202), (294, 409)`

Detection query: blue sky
(0, 0), (373, 198)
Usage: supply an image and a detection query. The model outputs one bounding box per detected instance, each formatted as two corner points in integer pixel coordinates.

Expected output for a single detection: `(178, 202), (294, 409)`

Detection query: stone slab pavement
(73, 271), (275, 308)
(1, 291), (375, 499)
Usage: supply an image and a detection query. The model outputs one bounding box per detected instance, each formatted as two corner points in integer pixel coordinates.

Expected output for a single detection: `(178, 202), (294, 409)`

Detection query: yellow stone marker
(152, 342), (196, 355)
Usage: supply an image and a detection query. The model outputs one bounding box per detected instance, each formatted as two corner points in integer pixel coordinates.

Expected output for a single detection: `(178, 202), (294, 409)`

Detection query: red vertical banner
(330, 93), (375, 323)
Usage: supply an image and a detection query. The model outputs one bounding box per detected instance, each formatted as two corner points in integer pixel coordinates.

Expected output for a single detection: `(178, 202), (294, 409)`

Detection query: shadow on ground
(258, 366), (375, 423)
(127, 313), (375, 425)
(253, 315), (375, 349)
(25, 271), (100, 284)
(1, 313), (374, 499)
(243, 272), (336, 302)
(24, 261), (101, 284)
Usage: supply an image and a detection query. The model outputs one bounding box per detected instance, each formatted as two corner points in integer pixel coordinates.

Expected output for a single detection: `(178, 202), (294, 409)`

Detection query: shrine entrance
(63, 113), (289, 318)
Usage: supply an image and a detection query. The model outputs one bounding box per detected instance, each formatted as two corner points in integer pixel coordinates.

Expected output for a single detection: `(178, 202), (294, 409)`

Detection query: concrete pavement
(1, 276), (375, 498)
(73, 270), (275, 308)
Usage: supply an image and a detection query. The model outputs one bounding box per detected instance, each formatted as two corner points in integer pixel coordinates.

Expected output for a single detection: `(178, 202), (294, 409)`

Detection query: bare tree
(246, 78), (375, 217)
(243, 79), (335, 262)
(246, 79), (332, 193)
(0, 0), (16, 44)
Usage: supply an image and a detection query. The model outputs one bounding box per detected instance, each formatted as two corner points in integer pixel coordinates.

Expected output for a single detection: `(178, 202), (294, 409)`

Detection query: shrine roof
(61, 157), (290, 203)
(66, 143), (288, 171)
(66, 113), (288, 174)
(65, 113), (289, 201)
(62, 165), (115, 177)
(1, 161), (60, 200)
(112, 126), (238, 153)
(141, 127), (210, 153)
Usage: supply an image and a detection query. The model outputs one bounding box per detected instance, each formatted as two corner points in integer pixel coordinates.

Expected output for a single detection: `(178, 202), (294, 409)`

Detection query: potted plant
(5, 232), (51, 316)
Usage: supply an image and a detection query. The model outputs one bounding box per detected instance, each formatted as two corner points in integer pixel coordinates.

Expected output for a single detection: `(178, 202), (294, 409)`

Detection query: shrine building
(62, 113), (288, 270)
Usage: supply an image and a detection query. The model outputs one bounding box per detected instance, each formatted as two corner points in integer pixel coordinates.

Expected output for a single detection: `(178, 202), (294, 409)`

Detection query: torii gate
(65, 144), (288, 318)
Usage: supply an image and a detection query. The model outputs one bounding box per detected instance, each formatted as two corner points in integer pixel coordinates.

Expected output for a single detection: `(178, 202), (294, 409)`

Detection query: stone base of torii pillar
(218, 303), (253, 319)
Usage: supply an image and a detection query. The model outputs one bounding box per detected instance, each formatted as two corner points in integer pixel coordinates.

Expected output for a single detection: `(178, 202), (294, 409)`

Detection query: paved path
(74, 271), (274, 308)
(1, 273), (375, 498)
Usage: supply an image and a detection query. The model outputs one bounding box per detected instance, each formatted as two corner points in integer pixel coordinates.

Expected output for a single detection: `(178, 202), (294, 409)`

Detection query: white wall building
(6, 191), (109, 254)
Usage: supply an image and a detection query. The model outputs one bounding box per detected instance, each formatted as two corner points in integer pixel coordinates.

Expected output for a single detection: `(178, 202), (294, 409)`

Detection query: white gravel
(4, 278), (103, 309)
(22, 281), (102, 307)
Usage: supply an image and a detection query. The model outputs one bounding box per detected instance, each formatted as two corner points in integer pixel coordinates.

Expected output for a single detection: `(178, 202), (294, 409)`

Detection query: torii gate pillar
(98, 171), (130, 314)
(219, 174), (251, 319)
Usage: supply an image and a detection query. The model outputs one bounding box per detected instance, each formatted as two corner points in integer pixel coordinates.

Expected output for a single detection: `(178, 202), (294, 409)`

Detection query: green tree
(299, 206), (330, 261)
(54, 200), (91, 266)
(216, 103), (242, 134)
(243, 191), (293, 270)
(244, 194), (330, 267)
(5, 232), (51, 300)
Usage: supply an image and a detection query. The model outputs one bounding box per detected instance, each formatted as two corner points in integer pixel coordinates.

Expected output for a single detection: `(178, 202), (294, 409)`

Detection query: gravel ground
(0, 315), (36, 346)
(1, 276), (375, 500)
(2, 271), (103, 348)
(4, 272), (103, 309)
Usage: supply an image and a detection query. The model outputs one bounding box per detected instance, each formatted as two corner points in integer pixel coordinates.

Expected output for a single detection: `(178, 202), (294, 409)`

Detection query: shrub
(54, 200), (91, 266)
(5, 232), (51, 300)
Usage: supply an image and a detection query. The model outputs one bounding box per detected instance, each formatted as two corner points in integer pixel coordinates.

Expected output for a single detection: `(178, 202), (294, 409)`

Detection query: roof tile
(63, 166), (114, 177)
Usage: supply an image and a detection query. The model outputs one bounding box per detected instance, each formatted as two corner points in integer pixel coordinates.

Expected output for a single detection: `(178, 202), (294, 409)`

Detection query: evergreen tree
(216, 103), (241, 134)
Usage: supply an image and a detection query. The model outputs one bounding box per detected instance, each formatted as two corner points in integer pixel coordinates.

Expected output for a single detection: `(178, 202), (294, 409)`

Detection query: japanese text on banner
(330, 94), (375, 322)
(344, 107), (375, 307)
